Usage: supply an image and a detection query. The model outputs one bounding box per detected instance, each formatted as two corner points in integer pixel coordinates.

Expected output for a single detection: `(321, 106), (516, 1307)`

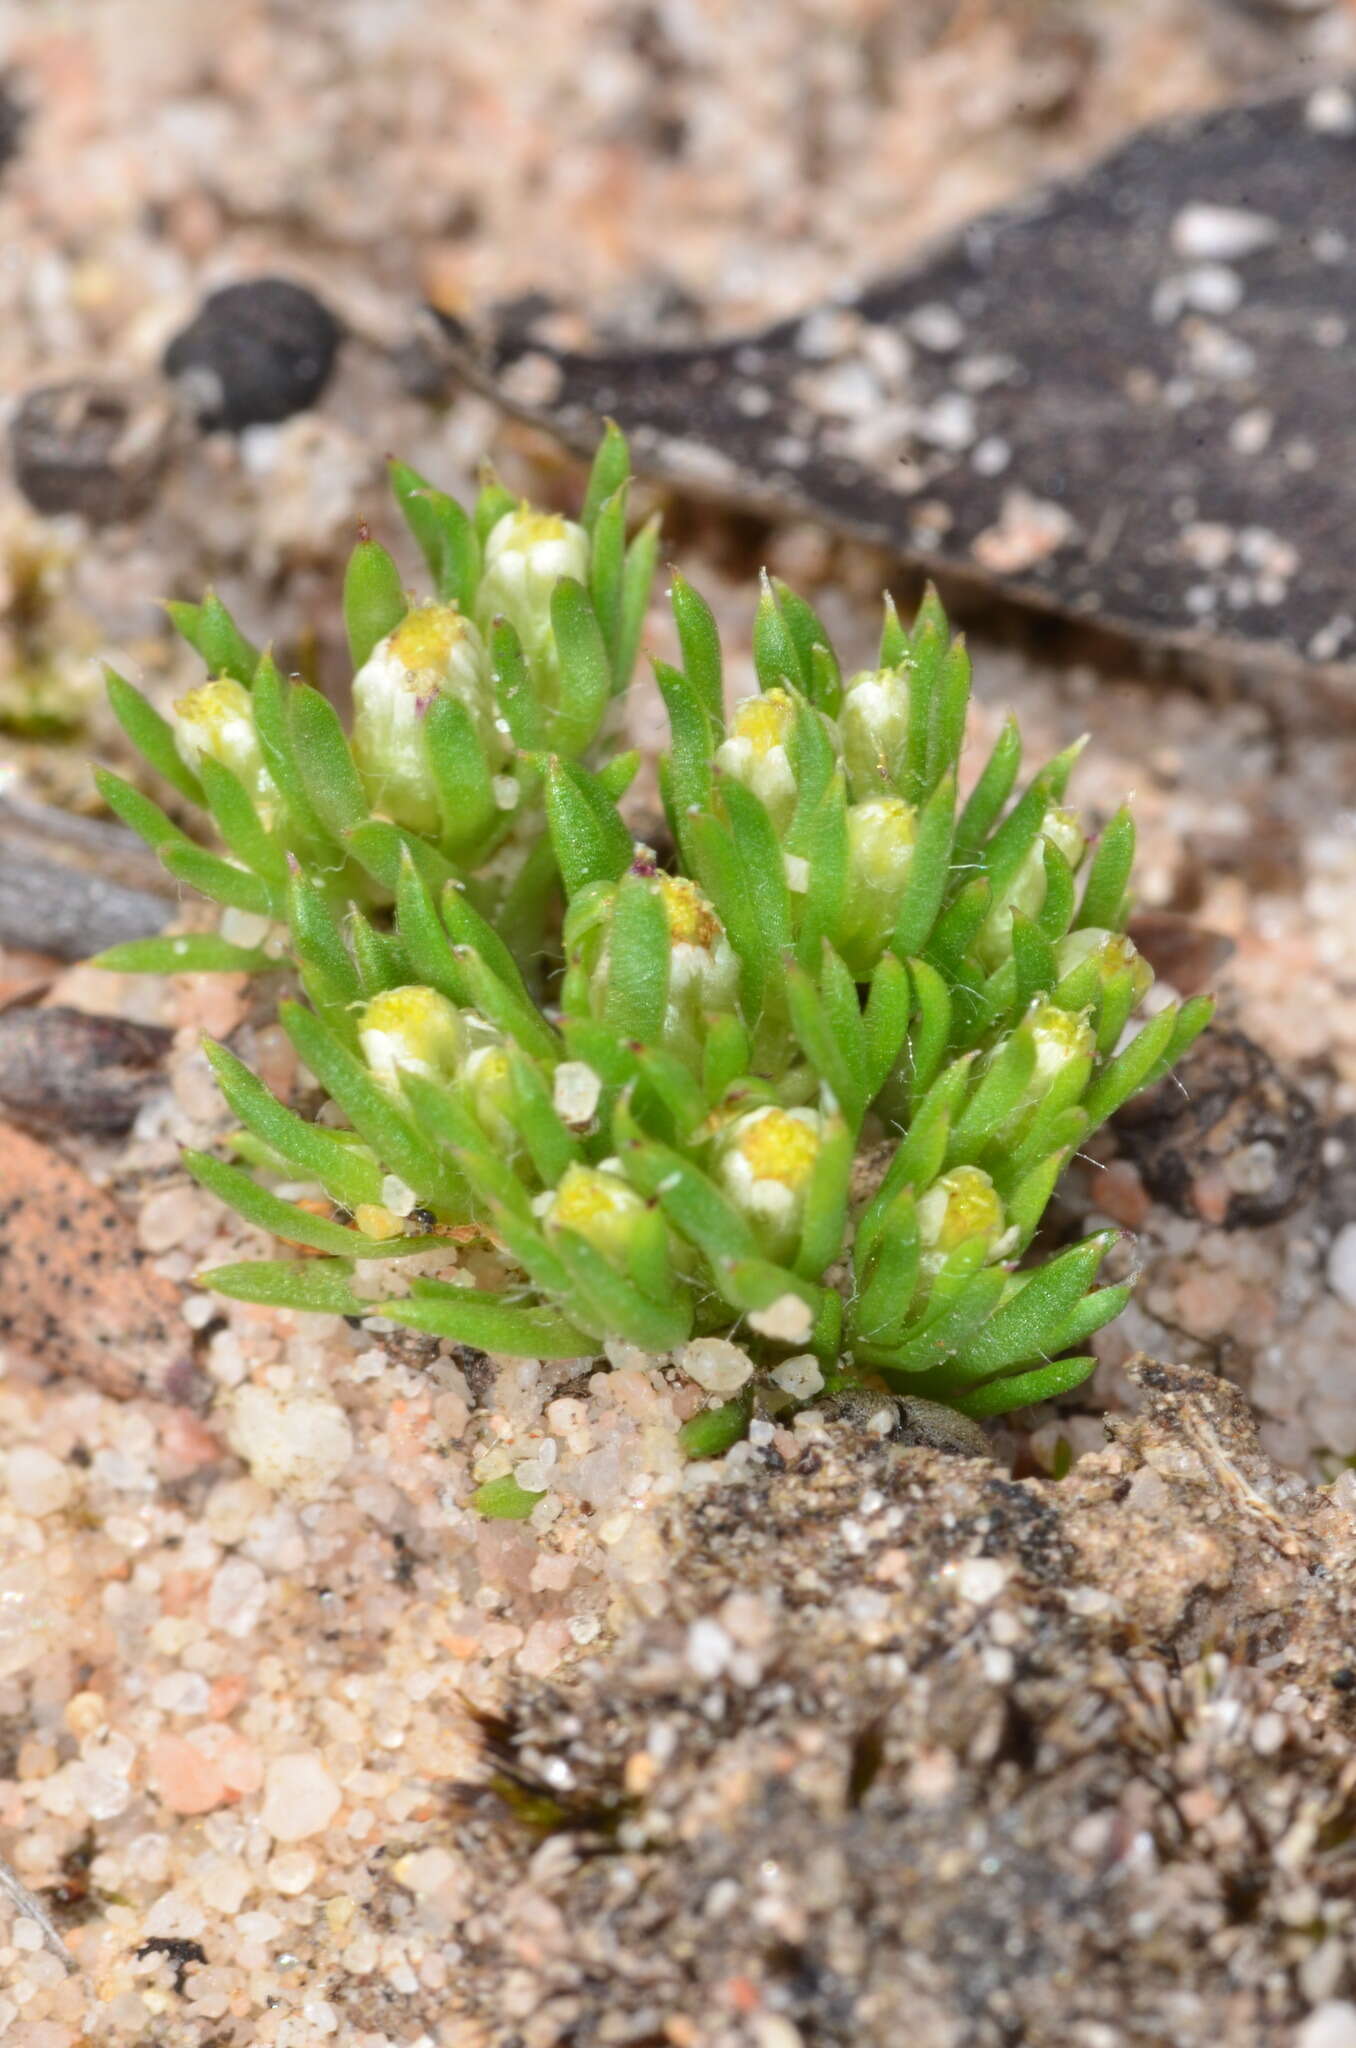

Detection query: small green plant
(97, 427), (1211, 1465)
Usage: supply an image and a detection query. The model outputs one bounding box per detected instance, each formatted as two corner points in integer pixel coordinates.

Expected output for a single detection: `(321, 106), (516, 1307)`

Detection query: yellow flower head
(733, 1106), (820, 1191)
(172, 677), (273, 809)
(388, 603), (480, 675)
(543, 1163), (645, 1261)
(656, 873), (722, 951)
(917, 1166), (1008, 1263)
(728, 688), (794, 759)
(358, 985), (466, 1092)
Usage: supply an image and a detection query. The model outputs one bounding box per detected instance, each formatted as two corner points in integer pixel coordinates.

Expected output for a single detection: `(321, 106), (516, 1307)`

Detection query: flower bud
(351, 603), (495, 836)
(840, 664), (910, 799)
(358, 985), (466, 1093)
(540, 1162), (646, 1265)
(837, 796), (918, 973)
(1055, 926), (1153, 1005)
(716, 1104), (822, 1262)
(714, 688), (799, 833)
(654, 873), (741, 1040)
(1024, 1000), (1096, 1095)
(916, 1165), (1015, 1273)
(975, 806), (1087, 972)
(173, 677), (275, 811)
(462, 1038), (516, 1151)
(476, 505), (589, 688)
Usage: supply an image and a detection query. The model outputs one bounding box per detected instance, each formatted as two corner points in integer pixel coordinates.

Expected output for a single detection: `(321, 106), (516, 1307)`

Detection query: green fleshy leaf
(753, 570), (806, 692)
(793, 774), (849, 973)
(544, 756), (632, 898)
(365, 1290), (592, 1357)
(904, 957), (953, 1103)
(588, 482), (627, 671)
(104, 667), (204, 807)
(488, 615), (545, 751)
(950, 1232), (1117, 1379)
(204, 1038), (384, 1210)
(601, 873), (670, 1043)
(183, 1151), (447, 1255)
(350, 910), (409, 996)
(441, 881), (533, 1003)
(388, 460), (480, 612)
(581, 418), (631, 532)
(474, 470), (517, 544)
(93, 766), (193, 856)
(548, 578), (612, 757)
(346, 819), (457, 896)
(1081, 1005), (1178, 1130)
(679, 1396), (752, 1459)
(796, 1111), (853, 1281)
(891, 771), (955, 957)
(203, 1258), (366, 1313)
(670, 570), (724, 730)
(472, 1474), (546, 1520)
(1076, 807), (1136, 932)
(452, 945), (560, 1065)
(93, 933), (273, 975)
(852, 1189), (920, 1346)
(1036, 841), (1077, 943)
(197, 757), (287, 888)
(655, 658), (715, 821)
(281, 999), (459, 1206)
(616, 514), (660, 690)
(701, 1014), (751, 1107)
(250, 656), (339, 857)
(772, 579), (841, 715)
(954, 716), (1020, 865)
(424, 694), (497, 858)
(343, 537), (407, 669)
(165, 589), (259, 686)
(289, 683), (370, 841)
(949, 1353), (1096, 1419)
(551, 1229), (692, 1351)
(786, 957), (865, 1129)
(863, 953), (911, 1100)
(161, 842), (278, 918)
(878, 592), (908, 668)
(394, 852), (469, 1005)
(287, 873), (362, 1029)
(924, 637), (970, 793)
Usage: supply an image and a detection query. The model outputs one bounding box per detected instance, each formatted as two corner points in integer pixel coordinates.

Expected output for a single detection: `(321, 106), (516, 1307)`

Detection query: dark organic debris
(0, 792), (173, 960)
(1115, 1025), (1319, 1227)
(164, 276), (342, 431)
(0, 1005), (172, 1135)
(451, 1363), (1356, 2047)
(8, 378), (175, 525)
(436, 87), (1356, 705)
(134, 1937), (208, 1995)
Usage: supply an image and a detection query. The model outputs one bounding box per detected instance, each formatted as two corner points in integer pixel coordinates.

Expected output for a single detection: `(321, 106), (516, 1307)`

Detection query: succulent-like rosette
(99, 427), (1214, 1492)
(351, 603), (496, 837)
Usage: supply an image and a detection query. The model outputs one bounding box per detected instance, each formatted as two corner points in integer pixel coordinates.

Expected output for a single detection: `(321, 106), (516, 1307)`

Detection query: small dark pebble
(0, 1006), (172, 1136)
(134, 1937), (207, 1994)
(1115, 1026), (1319, 1228)
(1333, 1667), (1356, 1693)
(8, 378), (174, 523)
(164, 277), (342, 431)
